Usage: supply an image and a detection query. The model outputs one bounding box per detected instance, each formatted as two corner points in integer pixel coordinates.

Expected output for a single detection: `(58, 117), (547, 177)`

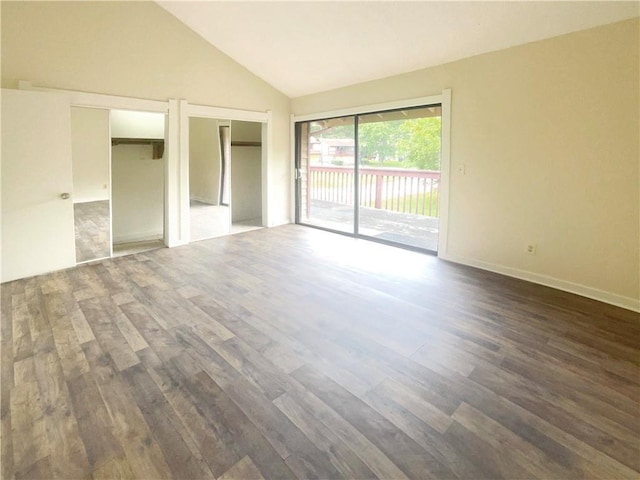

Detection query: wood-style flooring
(1, 225), (639, 479)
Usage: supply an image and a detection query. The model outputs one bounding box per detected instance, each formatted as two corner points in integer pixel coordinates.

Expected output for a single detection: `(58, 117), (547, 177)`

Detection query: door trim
(292, 93), (444, 123)
(18, 80), (168, 113)
(438, 89), (452, 256)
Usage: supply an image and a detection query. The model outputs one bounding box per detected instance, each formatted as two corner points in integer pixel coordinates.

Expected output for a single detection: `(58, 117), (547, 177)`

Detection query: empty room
(1, 2), (638, 479)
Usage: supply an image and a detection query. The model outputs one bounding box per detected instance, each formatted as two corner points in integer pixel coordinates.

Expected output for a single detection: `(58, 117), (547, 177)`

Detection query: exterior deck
(305, 200), (439, 251)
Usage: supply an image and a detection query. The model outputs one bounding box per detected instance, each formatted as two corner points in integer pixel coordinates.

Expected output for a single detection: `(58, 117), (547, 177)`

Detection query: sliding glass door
(295, 104), (442, 252)
(357, 106), (441, 250)
(296, 116), (355, 234)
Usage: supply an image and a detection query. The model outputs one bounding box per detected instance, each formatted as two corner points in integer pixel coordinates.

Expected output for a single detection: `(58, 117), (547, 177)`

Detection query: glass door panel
(357, 105), (442, 251)
(297, 116), (356, 234)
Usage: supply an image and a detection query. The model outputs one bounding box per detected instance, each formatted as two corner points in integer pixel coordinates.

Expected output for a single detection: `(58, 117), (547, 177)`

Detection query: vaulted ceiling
(158, 1), (639, 98)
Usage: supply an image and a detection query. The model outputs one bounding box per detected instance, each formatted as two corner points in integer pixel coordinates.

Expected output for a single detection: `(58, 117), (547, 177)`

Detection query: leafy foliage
(358, 121), (402, 163)
(396, 117), (441, 170)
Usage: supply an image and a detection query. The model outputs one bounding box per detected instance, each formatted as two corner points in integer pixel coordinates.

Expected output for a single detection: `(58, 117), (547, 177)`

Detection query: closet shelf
(111, 138), (164, 159)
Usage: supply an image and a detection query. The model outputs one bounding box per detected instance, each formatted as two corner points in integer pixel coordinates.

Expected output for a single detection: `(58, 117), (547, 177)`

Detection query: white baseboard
(166, 238), (189, 248)
(269, 217), (292, 228)
(439, 252), (640, 313)
(113, 232), (163, 244)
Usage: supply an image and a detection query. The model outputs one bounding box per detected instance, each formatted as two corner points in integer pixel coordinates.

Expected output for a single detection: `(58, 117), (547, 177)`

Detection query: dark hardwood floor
(1, 225), (639, 479)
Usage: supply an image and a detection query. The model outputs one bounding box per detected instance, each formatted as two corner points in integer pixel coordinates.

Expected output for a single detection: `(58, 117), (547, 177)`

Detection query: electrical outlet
(526, 244), (537, 255)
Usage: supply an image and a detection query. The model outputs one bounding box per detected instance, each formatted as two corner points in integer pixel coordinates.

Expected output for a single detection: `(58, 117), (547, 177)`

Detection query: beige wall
(111, 110), (165, 139)
(232, 120), (262, 143)
(189, 117), (221, 205)
(1, 0), (291, 226)
(71, 107), (110, 203)
(293, 19), (640, 307)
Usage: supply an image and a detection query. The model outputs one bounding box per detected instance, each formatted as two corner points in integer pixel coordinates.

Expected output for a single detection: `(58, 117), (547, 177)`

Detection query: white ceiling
(158, 1), (639, 98)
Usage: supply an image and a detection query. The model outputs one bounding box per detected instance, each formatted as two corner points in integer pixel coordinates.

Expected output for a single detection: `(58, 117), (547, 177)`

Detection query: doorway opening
(71, 107), (168, 261)
(110, 109), (166, 257)
(229, 120), (263, 235)
(296, 104), (442, 252)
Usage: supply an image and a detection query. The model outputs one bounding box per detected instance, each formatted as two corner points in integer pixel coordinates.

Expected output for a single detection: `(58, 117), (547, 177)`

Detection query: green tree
(397, 117), (441, 170)
(358, 121), (405, 163)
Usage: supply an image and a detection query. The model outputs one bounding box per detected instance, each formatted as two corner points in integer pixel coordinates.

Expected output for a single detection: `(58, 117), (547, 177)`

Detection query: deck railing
(308, 165), (440, 217)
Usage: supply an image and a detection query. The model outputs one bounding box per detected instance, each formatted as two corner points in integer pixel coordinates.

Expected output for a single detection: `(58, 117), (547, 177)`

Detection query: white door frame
(179, 100), (272, 244)
(290, 89), (452, 256)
